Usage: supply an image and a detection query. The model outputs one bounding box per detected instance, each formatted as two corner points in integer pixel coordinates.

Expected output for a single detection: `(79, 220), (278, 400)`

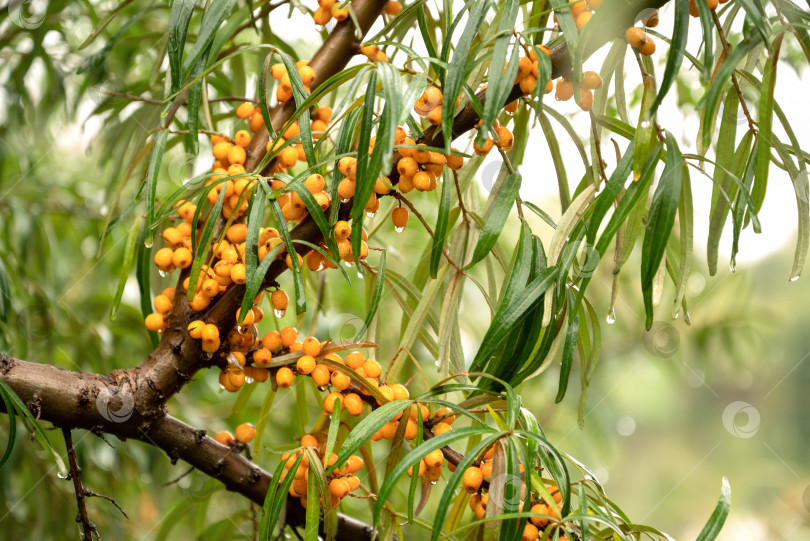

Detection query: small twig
(452, 169), (471, 223)
(84, 489), (129, 519)
(164, 465), (195, 486)
(588, 110), (608, 183)
(63, 428), (98, 541)
(710, 10), (757, 134)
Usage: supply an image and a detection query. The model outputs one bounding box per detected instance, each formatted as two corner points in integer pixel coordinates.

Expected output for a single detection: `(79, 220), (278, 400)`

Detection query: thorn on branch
(63, 428), (99, 541)
(83, 489), (129, 519)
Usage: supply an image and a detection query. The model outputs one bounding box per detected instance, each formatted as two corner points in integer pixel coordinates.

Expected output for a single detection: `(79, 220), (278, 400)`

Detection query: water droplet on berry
(394, 226), (404, 233)
(366, 211), (376, 219)
(158, 269), (169, 277)
(274, 308), (286, 318)
(203, 352), (213, 360)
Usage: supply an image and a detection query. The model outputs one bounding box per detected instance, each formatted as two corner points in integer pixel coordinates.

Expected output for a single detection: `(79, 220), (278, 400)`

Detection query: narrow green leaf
(110, 215), (142, 321)
(278, 52), (315, 168)
(259, 452), (304, 541)
(751, 34), (783, 215)
(431, 169), (453, 277)
(555, 308), (578, 403)
(673, 165), (693, 317)
(466, 172), (521, 269)
(269, 199), (305, 314)
(145, 129), (169, 246)
(187, 184), (227, 302)
(355, 251), (386, 341)
(185, 43), (211, 154)
(181, 0), (237, 76)
(168, 0), (196, 94)
(695, 477), (732, 541)
(694, 0), (715, 84)
(650, 0), (689, 114)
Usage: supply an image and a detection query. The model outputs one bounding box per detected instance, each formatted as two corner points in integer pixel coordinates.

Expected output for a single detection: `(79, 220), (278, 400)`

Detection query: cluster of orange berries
(690, 0), (728, 16)
(554, 71), (603, 111)
(471, 119), (516, 157)
(269, 60), (316, 104)
(359, 43), (388, 63)
(280, 435), (365, 508)
(625, 10), (661, 56)
(214, 422), (256, 447)
(264, 109), (333, 170)
(392, 123), (464, 195)
(463, 449), (568, 541)
(312, 0), (401, 27)
(559, 0), (602, 31)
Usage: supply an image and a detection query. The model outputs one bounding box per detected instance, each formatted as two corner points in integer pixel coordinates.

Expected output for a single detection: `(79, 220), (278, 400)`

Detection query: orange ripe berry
(316, 105), (332, 123)
(311, 364), (330, 386)
(397, 157), (418, 177)
(234, 129), (251, 148)
(496, 126), (514, 151)
(323, 391), (343, 414)
(278, 146), (298, 169)
(519, 74), (538, 94)
(296, 355), (316, 375)
(413, 144), (431, 164)
(446, 150), (464, 171)
(276, 366), (294, 389)
(162, 227), (183, 247)
(424, 449), (444, 468)
(187, 320), (205, 339)
(252, 347), (272, 366)
(199, 324), (218, 342)
(387, 384), (407, 401)
(408, 459), (426, 477)
(638, 36), (656, 56)
(215, 431), (235, 446)
(276, 84), (293, 103)
(433, 423), (452, 435)
(311, 119), (327, 139)
(391, 206), (409, 231)
(235, 102), (255, 119)
(529, 503), (559, 527)
(235, 423), (256, 444)
(504, 100), (519, 114)
(480, 460), (493, 478)
(280, 326), (298, 347)
(570, 0), (587, 19)
(329, 478), (350, 499)
(249, 111), (265, 132)
(224, 223), (247, 244)
(577, 88), (594, 111)
(285, 251), (303, 270)
(643, 9), (659, 26)
(270, 63), (286, 80)
(625, 27), (648, 49)
(427, 104), (443, 126)
(344, 351), (364, 370)
(330, 371), (351, 391)
(302, 337), (321, 357)
(334, 220), (352, 241)
(582, 71), (603, 90)
(384, 0), (402, 15)
(555, 79), (575, 101)
(213, 141), (232, 161)
(154, 247), (174, 268)
(331, 3), (349, 21)
(410, 171), (428, 191)
(522, 523), (539, 541)
(473, 137), (494, 156)
(271, 289), (289, 312)
(588, 0), (602, 8)
(298, 65), (316, 85)
(236, 306), (255, 326)
(398, 137), (416, 158)
(575, 11), (592, 30)
(362, 359), (382, 378)
(313, 5), (332, 25)
(144, 313), (165, 332)
(262, 330), (282, 350)
(153, 294), (172, 314)
(227, 144), (246, 165)
(344, 393), (364, 415)
(230, 263), (246, 284)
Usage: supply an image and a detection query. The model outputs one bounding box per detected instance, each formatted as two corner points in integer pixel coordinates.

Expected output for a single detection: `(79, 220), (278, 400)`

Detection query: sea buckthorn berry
(188, 320), (205, 339)
(234, 129), (251, 148)
(285, 252), (303, 270)
(582, 71), (603, 90)
(261, 331), (281, 351)
(519, 74), (538, 94)
(398, 137), (416, 157)
(280, 326), (298, 347)
(316, 105), (332, 122)
(330, 371), (351, 391)
(412, 171), (431, 191)
(215, 431), (235, 446)
(504, 100), (519, 114)
(343, 351), (363, 369)
(276, 85), (293, 103)
(638, 36), (656, 56)
(298, 65), (316, 85)
(446, 150), (464, 170)
(480, 460), (493, 478)
(362, 359), (382, 378)
(278, 146), (298, 168)
(575, 11), (592, 30)
(427, 104), (443, 126)
(162, 227), (183, 247)
(276, 366), (294, 388)
(296, 355), (316, 375)
(408, 459), (426, 477)
(227, 144), (246, 165)
(226, 223), (248, 243)
(397, 157), (418, 177)
(344, 393), (364, 415)
(404, 420), (418, 440)
(555, 79), (574, 101)
(236, 306), (255, 326)
(201, 278), (219, 297)
(529, 503), (559, 527)
(424, 449), (444, 468)
(625, 27), (647, 49)
(414, 144), (431, 164)
(201, 324), (219, 342)
(570, 0), (587, 18)
(473, 137), (494, 156)
(236, 102), (255, 119)
(391, 206), (409, 231)
(334, 221), (352, 241)
(588, 0), (602, 8)
(250, 111), (265, 131)
(577, 88), (594, 111)
(522, 523), (539, 541)
(329, 478), (350, 499)
(154, 247), (174, 268)
(311, 364), (330, 386)
(496, 126), (514, 151)
(300, 434), (319, 447)
(435, 407), (456, 424)
(390, 383), (408, 401)
(145, 313), (165, 332)
(230, 263), (246, 284)
(331, 3), (349, 21)
(154, 294), (172, 314)
(302, 337), (321, 357)
(202, 336), (220, 353)
(253, 347), (272, 366)
(643, 9), (659, 26)
(235, 423), (255, 444)
(271, 289), (289, 312)
(313, 5), (331, 24)
(433, 423), (452, 435)
(323, 391), (343, 414)
(304, 174), (325, 193)
(398, 174), (414, 193)
(384, 0), (402, 15)
(311, 119), (327, 139)
(213, 141), (232, 161)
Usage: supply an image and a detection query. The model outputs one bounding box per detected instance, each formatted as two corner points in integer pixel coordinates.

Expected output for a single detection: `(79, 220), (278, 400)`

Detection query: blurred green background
(1, 1), (809, 540)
